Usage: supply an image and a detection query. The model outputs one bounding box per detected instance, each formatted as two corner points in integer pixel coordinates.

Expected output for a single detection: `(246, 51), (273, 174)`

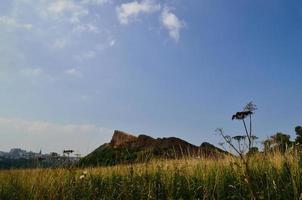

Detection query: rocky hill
(110, 130), (138, 147)
(79, 130), (226, 167)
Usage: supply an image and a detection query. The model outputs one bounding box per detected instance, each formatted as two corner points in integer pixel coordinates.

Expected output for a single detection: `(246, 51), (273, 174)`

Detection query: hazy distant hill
(79, 130), (226, 167)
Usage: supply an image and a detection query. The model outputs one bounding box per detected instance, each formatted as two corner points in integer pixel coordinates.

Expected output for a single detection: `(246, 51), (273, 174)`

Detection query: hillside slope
(79, 130), (226, 167)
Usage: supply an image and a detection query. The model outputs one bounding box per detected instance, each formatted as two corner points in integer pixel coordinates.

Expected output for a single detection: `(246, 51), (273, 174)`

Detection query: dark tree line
(264, 125), (302, 153)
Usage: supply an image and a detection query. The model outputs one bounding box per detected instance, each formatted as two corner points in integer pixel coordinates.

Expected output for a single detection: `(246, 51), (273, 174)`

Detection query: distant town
(0, 148), (81, 160)
(0, 148), (81, 169)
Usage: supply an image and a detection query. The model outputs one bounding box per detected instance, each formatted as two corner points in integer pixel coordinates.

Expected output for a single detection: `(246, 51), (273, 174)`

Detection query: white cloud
(160, 8), (184, 42)
(48, 0), (74, 13)
(20, 68), (43, 76)
(109, 39), (116, 47)
(48, 0), (83, 14)
(74, 50), (96, 61)
(0, 16), (33, 30)
(0, 117), (112, 155)
(19, 68), (56, 83)
(72, 23), (99, 33)
(53, 38), (67, 49)
(64, 68), (83, 77)
(116, 0), (161, 25)
(95, 38), (116, 51)
(47, 0), (89, 23)
(81, 0), (111, 5)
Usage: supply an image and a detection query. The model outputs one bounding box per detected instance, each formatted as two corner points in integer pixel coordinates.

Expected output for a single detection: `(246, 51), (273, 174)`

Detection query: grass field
(1, 151), (302, 200)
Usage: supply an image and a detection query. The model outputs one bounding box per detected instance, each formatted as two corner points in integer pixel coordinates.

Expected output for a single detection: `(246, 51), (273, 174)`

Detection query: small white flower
(79, 175), (85, 180)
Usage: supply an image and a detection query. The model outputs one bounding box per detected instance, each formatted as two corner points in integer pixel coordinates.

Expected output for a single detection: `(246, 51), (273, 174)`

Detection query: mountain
(79, 130), (226, 167)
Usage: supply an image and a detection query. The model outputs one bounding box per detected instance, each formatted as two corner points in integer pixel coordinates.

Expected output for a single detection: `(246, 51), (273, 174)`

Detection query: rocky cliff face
(80, 130), (227, 167)
(110, 131), (198, 151)
(110, 130), (137, 147)
(109, 131), (227, 156)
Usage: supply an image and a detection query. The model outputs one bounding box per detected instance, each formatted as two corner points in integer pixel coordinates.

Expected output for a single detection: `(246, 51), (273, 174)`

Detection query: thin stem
(217, 129), (243, 159)
(249, 115), (252, 147)
(242, 119), (251, 150)
(238, 140), (241, 153)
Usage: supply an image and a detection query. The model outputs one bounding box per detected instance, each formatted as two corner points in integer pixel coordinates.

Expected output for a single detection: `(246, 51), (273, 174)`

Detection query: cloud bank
(0, 16), (32, 30)
(0, 118), (112, 155)
(64, 68), (83, 77)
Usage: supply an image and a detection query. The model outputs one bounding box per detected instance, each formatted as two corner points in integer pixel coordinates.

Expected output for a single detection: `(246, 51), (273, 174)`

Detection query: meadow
(1, 151), (302, 200)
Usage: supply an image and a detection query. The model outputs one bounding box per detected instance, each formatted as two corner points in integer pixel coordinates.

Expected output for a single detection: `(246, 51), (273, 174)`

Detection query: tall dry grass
(1, 151), (302, 199)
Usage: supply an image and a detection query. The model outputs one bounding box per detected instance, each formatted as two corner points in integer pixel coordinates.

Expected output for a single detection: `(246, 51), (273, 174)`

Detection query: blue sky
(0, 0), (302, 155)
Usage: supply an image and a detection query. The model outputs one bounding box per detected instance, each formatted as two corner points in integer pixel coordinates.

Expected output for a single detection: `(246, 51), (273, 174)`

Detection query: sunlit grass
(1, 152), (302, 199)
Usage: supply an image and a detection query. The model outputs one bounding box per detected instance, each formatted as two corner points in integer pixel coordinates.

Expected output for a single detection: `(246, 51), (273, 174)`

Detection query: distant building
(0, 148), (54, 160)
(50, 152), (59, 157)
(9, 148), (27, 159)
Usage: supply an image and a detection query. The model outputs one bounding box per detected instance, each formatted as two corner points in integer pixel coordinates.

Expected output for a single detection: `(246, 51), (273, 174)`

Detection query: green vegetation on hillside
(79, 144), (155, 166)
(79, 142), (226, 167)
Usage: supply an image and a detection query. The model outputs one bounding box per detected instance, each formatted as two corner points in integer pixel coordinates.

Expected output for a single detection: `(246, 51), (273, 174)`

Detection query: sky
(0, 0), (302, 155)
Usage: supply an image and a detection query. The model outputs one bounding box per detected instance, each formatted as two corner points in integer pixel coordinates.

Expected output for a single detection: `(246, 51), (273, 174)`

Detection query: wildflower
(228, 185), (236, 189)
(244, 178), (249, 183)
(272, 180), (277, 190)
(79, 171), (88, 180)
(232, 111), (253, 120)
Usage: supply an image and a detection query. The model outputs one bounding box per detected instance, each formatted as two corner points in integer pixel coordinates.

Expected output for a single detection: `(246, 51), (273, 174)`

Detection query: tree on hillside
(295, 126), (302, 144)
(271, 132), (290, 144)
(263, 138), (272, 153)
(264, 132), (292, 153)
